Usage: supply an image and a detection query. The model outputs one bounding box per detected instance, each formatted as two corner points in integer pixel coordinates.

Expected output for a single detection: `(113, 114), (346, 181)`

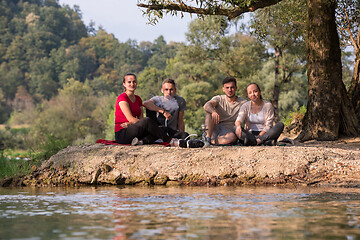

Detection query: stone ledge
(2, 138), (360, 187)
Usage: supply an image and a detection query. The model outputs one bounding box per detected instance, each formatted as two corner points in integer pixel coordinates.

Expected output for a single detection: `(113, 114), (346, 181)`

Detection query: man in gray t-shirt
(144, 79), (188, 139)
(203, 77), (246, 145)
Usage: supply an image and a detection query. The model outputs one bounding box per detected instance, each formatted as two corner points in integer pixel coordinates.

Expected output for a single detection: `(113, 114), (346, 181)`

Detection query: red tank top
(114, 92), (142, 132)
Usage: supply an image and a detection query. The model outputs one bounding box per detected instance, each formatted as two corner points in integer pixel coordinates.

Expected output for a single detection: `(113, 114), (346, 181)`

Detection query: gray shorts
(211, 124), (236, 140)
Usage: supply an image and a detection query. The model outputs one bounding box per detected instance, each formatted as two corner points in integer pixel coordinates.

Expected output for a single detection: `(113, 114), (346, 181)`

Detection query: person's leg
(217, 132), (237, 144)
(138, 117), (172, 144)
(258, 122), (285, 143)
(172, 130), (189, 139)
(116, 118), (171, 144)
(239, 128), (257, 146)
(204, 112), (215, 142)
(213, 124), (237, 145)
(145, 109), (157, 121)
(146, 109), (165, 126)
(115, 128), (137, 144)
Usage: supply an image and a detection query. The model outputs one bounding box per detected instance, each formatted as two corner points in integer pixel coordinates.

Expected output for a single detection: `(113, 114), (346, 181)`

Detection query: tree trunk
(348, 53), (360, 123)
(298, 0), (359, 141)
(272, 46), (281, 122)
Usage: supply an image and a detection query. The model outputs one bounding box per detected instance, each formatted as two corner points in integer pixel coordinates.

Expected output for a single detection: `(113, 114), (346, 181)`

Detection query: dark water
(1, 186), (360, 239)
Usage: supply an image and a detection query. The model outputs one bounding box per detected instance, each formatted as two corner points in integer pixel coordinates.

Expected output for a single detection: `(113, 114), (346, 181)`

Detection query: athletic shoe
(131, 137), (143, 146)
(278, 137), (294, 145)
(179, 139), (204, 148)
(263, 139), (275, 146)
(203, 137), (211, 147)
(244, 137), (257, 146)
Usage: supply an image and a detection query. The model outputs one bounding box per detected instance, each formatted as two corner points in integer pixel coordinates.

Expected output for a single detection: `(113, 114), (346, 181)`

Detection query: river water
(1, 186), (360, 239)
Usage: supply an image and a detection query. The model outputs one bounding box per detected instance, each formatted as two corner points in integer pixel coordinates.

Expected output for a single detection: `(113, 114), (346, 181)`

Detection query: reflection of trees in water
(294, 192), (360, 239)
(110, 189), (360, 239)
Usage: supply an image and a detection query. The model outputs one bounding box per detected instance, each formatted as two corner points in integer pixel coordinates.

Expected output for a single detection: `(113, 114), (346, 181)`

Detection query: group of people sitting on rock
(115, 73), (284, 147)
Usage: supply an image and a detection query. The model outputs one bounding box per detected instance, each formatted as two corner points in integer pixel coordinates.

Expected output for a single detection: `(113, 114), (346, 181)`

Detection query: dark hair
(123, 73), (137, 92)
(222, 76), (237, 86)
(123, 73), (137, 83)
(162, 78), (176, 88)
(246, 82), (263, 99)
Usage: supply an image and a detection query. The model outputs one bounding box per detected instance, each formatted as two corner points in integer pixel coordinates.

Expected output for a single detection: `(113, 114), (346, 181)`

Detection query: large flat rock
(11, 137), (360, 187)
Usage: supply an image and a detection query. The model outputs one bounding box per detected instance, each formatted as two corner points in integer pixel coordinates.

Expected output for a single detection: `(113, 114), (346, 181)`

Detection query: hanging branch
(137, 0), (283, 20)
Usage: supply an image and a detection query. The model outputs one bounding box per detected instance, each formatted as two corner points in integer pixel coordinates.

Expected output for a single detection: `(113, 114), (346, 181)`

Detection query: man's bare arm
(204, 100), (220, 125)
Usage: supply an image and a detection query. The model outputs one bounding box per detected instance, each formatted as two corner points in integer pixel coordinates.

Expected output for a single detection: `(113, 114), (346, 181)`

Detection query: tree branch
(137, 0), (283, 20)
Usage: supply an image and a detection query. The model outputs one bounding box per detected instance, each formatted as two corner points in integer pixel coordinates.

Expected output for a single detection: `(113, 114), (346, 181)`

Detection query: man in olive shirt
(203, 77), (246, 145)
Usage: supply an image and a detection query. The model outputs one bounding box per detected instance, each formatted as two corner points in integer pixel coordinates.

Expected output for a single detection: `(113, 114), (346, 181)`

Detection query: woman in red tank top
(115, 73), (172, 145)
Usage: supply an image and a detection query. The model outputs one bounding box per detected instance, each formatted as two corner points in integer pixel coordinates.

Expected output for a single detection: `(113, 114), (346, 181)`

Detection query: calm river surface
(1, 185), (360, 239)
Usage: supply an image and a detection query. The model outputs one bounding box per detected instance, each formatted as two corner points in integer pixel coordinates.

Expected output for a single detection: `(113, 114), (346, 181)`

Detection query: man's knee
(217, 132), (237, 145)
(226, 132), (238, 143)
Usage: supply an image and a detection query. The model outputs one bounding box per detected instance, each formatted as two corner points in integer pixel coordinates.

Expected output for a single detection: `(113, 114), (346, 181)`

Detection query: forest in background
(0, 0), (355, 159)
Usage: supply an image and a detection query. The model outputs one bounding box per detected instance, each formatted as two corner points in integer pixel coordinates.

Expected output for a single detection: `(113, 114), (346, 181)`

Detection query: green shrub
(104, 108), (115, 140)
(32, 135), (69, 162)
(0, 127), (30, 150)
(283, 105), (307, 126)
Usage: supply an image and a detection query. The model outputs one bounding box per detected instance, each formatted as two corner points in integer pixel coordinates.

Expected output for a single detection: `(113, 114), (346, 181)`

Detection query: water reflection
(1, 186), (360, 239)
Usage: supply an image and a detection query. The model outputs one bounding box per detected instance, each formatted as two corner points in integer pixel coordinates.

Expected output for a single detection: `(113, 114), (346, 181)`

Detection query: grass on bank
(0, 134), (69, 180)
(0, 154), (33, 179)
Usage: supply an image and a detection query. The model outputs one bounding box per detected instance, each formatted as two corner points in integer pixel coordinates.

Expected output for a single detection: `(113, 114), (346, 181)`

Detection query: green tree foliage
(0, 0), (88, 101)
(0, 63), (24, 99)
(30, 79), (99, 146)
(250, 0), (307, 121)
(146, 36), (181, 70)
(28, 57), (58, 99)
(0, 88), (10, 123)
(336, 0), (360, 121)
(243, 60), (307, 120)
(164, 16), (267, 131)
(8, 86), (37, 125)
(90, 93), (116, 141)
(137, 67), (166, 100)
(217, 32), (267, 80)
(180, 81), (213, 132)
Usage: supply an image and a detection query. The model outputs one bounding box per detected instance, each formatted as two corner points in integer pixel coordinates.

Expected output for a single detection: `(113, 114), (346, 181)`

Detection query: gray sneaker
(131, 137), (143, 146)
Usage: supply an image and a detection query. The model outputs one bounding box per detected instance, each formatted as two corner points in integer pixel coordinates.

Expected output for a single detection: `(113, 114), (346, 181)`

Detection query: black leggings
(146, 109), (189, 139)
(240, 122), (284, 145)
(115, 117), (172, 144)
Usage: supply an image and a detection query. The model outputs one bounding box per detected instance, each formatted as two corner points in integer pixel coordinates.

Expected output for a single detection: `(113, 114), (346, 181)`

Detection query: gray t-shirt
(150, 95), (186, 131)
(211, 95), (246, 130)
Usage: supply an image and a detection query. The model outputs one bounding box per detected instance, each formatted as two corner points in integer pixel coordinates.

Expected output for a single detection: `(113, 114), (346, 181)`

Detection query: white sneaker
(131, 137), (143, 146)
(169, 138), (179, 147)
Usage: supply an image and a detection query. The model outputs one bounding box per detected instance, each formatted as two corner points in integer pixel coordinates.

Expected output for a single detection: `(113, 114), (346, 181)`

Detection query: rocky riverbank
(1, 137), (360, 187)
